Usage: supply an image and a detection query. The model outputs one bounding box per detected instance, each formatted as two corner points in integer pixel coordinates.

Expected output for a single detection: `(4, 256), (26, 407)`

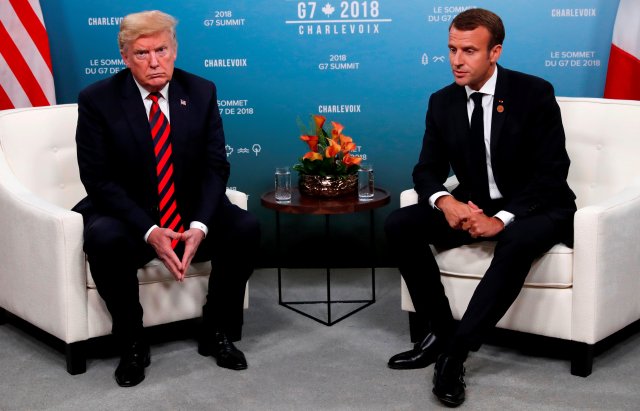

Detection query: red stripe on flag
(604, 44), (640, 100)
(0, 22), (49, 106)
(0, 85), (15, 110)
(8, 0), (53, 73)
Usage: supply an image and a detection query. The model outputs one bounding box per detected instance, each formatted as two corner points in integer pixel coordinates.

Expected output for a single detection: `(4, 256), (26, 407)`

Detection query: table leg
(326, 214), (332, 324)
(278, 211), (377, 326)
(276, 211), (283, 305)
(370, 209), (376, 302)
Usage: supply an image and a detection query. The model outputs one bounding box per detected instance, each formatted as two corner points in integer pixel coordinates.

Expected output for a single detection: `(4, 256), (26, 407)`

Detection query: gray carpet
(1, 267), (640, 410)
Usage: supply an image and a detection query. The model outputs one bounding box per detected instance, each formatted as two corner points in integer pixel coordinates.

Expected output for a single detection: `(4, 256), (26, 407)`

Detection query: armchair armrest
(225, 188), (248, 210)
(572, 177), (640, 344)
(0, 156), (87, 343)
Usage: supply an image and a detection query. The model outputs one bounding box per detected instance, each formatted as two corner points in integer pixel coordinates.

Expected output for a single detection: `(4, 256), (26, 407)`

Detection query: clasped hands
(435, 196), (504, 238)
(147, 227), (205, 282)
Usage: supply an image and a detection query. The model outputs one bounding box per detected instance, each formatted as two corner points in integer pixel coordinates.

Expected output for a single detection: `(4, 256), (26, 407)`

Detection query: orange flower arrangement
(293, 114), (362, 176)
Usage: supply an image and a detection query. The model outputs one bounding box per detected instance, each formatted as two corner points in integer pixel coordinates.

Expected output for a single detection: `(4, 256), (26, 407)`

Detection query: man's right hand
(435, 195), (482, 229)
(147, 227), (184, 281)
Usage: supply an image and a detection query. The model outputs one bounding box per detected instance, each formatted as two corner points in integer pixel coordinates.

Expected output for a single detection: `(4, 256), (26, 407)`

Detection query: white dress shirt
(429, 67), (515, 227)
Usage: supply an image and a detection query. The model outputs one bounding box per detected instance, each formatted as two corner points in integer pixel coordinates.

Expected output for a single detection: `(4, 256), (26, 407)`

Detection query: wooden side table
(261, 188), (390, 325)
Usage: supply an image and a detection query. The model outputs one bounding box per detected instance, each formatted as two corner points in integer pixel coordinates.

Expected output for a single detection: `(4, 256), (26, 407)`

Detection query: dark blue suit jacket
(73, 68), (230, 238)
(412, 65), (576, 219)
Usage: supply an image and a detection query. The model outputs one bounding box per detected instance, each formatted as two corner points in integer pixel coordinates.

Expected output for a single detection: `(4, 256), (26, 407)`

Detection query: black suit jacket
(73, 68), (230, 238)
(413, 65), (576, 218)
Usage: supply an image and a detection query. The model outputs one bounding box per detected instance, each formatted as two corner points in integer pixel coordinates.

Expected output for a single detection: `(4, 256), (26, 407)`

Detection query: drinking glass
(358, 163), (374, 200)
(274, 167), (292, 202)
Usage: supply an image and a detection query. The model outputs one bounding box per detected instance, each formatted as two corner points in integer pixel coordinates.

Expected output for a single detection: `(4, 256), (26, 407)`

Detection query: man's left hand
(178, 228), (206, 280)
(461, 201), (505, 238)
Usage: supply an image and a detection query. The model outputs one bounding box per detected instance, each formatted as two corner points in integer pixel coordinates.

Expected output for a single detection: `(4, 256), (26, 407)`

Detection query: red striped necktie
(148, 92), (184, 248)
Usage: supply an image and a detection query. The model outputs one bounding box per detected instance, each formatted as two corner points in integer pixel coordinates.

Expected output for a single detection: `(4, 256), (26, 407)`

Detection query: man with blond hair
(73, 10), (260, 387)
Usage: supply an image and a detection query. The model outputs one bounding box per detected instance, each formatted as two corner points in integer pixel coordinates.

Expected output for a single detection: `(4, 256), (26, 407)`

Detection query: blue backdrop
(40, 0), (619, 264)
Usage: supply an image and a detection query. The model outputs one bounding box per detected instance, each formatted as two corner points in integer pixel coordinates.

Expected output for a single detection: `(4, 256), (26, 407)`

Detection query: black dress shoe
(432, 354), (466, 407)
(114, 340), (150, 387)
(199, 330), (247, 370)
(388, 333), (445, 370)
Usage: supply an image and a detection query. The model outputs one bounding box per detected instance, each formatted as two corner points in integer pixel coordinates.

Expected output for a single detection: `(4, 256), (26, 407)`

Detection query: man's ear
(121, 51), (130, 68)
(490, 44), (502, 64)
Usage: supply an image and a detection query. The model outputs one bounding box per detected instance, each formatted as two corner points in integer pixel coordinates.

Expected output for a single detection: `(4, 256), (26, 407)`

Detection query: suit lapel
(121, 72), (157, 184)
(490, 65), (508, 154)
(452, 86), (471, 146)
(167, 78), (189, 182)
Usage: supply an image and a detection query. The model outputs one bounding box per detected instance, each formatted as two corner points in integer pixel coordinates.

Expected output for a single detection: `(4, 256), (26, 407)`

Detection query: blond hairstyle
(118, 10), (178, 52)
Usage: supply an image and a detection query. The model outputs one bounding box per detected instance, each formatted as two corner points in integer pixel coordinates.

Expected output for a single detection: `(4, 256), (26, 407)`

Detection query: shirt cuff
(493, 210), (515, 227)
(144, 225), (158, 243)
(429, 191), (452, 210)
(190, 221), (208, 238)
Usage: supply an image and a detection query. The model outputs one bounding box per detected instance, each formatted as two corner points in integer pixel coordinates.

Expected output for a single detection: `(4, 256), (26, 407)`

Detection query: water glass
(358, 163), (374, 200)
(274, 167), (292, 202)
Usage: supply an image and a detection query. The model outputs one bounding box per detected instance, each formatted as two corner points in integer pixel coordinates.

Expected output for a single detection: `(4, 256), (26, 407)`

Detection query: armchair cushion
(432, 242), (574, 288)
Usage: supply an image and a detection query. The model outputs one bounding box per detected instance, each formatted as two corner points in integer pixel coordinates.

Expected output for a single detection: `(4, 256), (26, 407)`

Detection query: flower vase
(298, 174), (357, 198)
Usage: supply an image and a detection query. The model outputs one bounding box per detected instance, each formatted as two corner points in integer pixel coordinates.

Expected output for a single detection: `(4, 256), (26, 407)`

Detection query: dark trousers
(385, 199), (573, 359)
(82, 200), (260, 343)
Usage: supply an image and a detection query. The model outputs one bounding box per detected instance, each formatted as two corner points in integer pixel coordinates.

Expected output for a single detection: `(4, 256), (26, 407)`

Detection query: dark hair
(450, 8), (505, 50)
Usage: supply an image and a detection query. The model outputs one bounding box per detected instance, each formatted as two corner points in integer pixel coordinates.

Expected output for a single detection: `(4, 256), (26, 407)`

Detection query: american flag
(0, 0), (56, 110)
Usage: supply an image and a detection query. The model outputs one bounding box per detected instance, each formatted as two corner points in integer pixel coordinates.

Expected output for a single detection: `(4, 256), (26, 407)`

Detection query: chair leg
(570, 342), (594, 377)
(66, 341), (87, 375)
(408, 311), (428, 343)
(0, 307), (6, 325)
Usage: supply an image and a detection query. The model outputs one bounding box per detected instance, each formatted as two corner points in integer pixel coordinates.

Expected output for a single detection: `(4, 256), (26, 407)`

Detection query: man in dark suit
(73, 10), (260, 387)
(385, 8), (576, 406)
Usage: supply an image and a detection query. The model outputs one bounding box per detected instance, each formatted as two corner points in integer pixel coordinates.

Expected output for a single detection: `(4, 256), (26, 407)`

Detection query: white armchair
(0, 104), (248, 375)
(399, 97), (640, 376)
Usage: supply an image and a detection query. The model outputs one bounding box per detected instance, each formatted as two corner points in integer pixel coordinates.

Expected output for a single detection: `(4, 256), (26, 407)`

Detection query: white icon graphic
(252, 144), (262, 156)
(237, 148), (250, 154)
(322, 3), (336, 17)
(433, 56), (445, 63)
(421, 53), (429, 65)
(225, 145), (234, 157)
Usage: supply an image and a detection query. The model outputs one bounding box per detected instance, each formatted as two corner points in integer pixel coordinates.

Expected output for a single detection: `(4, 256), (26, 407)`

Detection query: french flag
(604, 0), (640, 100)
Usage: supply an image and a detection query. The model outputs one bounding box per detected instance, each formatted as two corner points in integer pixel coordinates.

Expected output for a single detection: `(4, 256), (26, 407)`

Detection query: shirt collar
(133, 78), (170, 102)
(465, 66), (498, 100)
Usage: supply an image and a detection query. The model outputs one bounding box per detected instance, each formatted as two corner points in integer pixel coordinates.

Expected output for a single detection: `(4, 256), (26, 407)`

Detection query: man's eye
(135, 51), (148, 58)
